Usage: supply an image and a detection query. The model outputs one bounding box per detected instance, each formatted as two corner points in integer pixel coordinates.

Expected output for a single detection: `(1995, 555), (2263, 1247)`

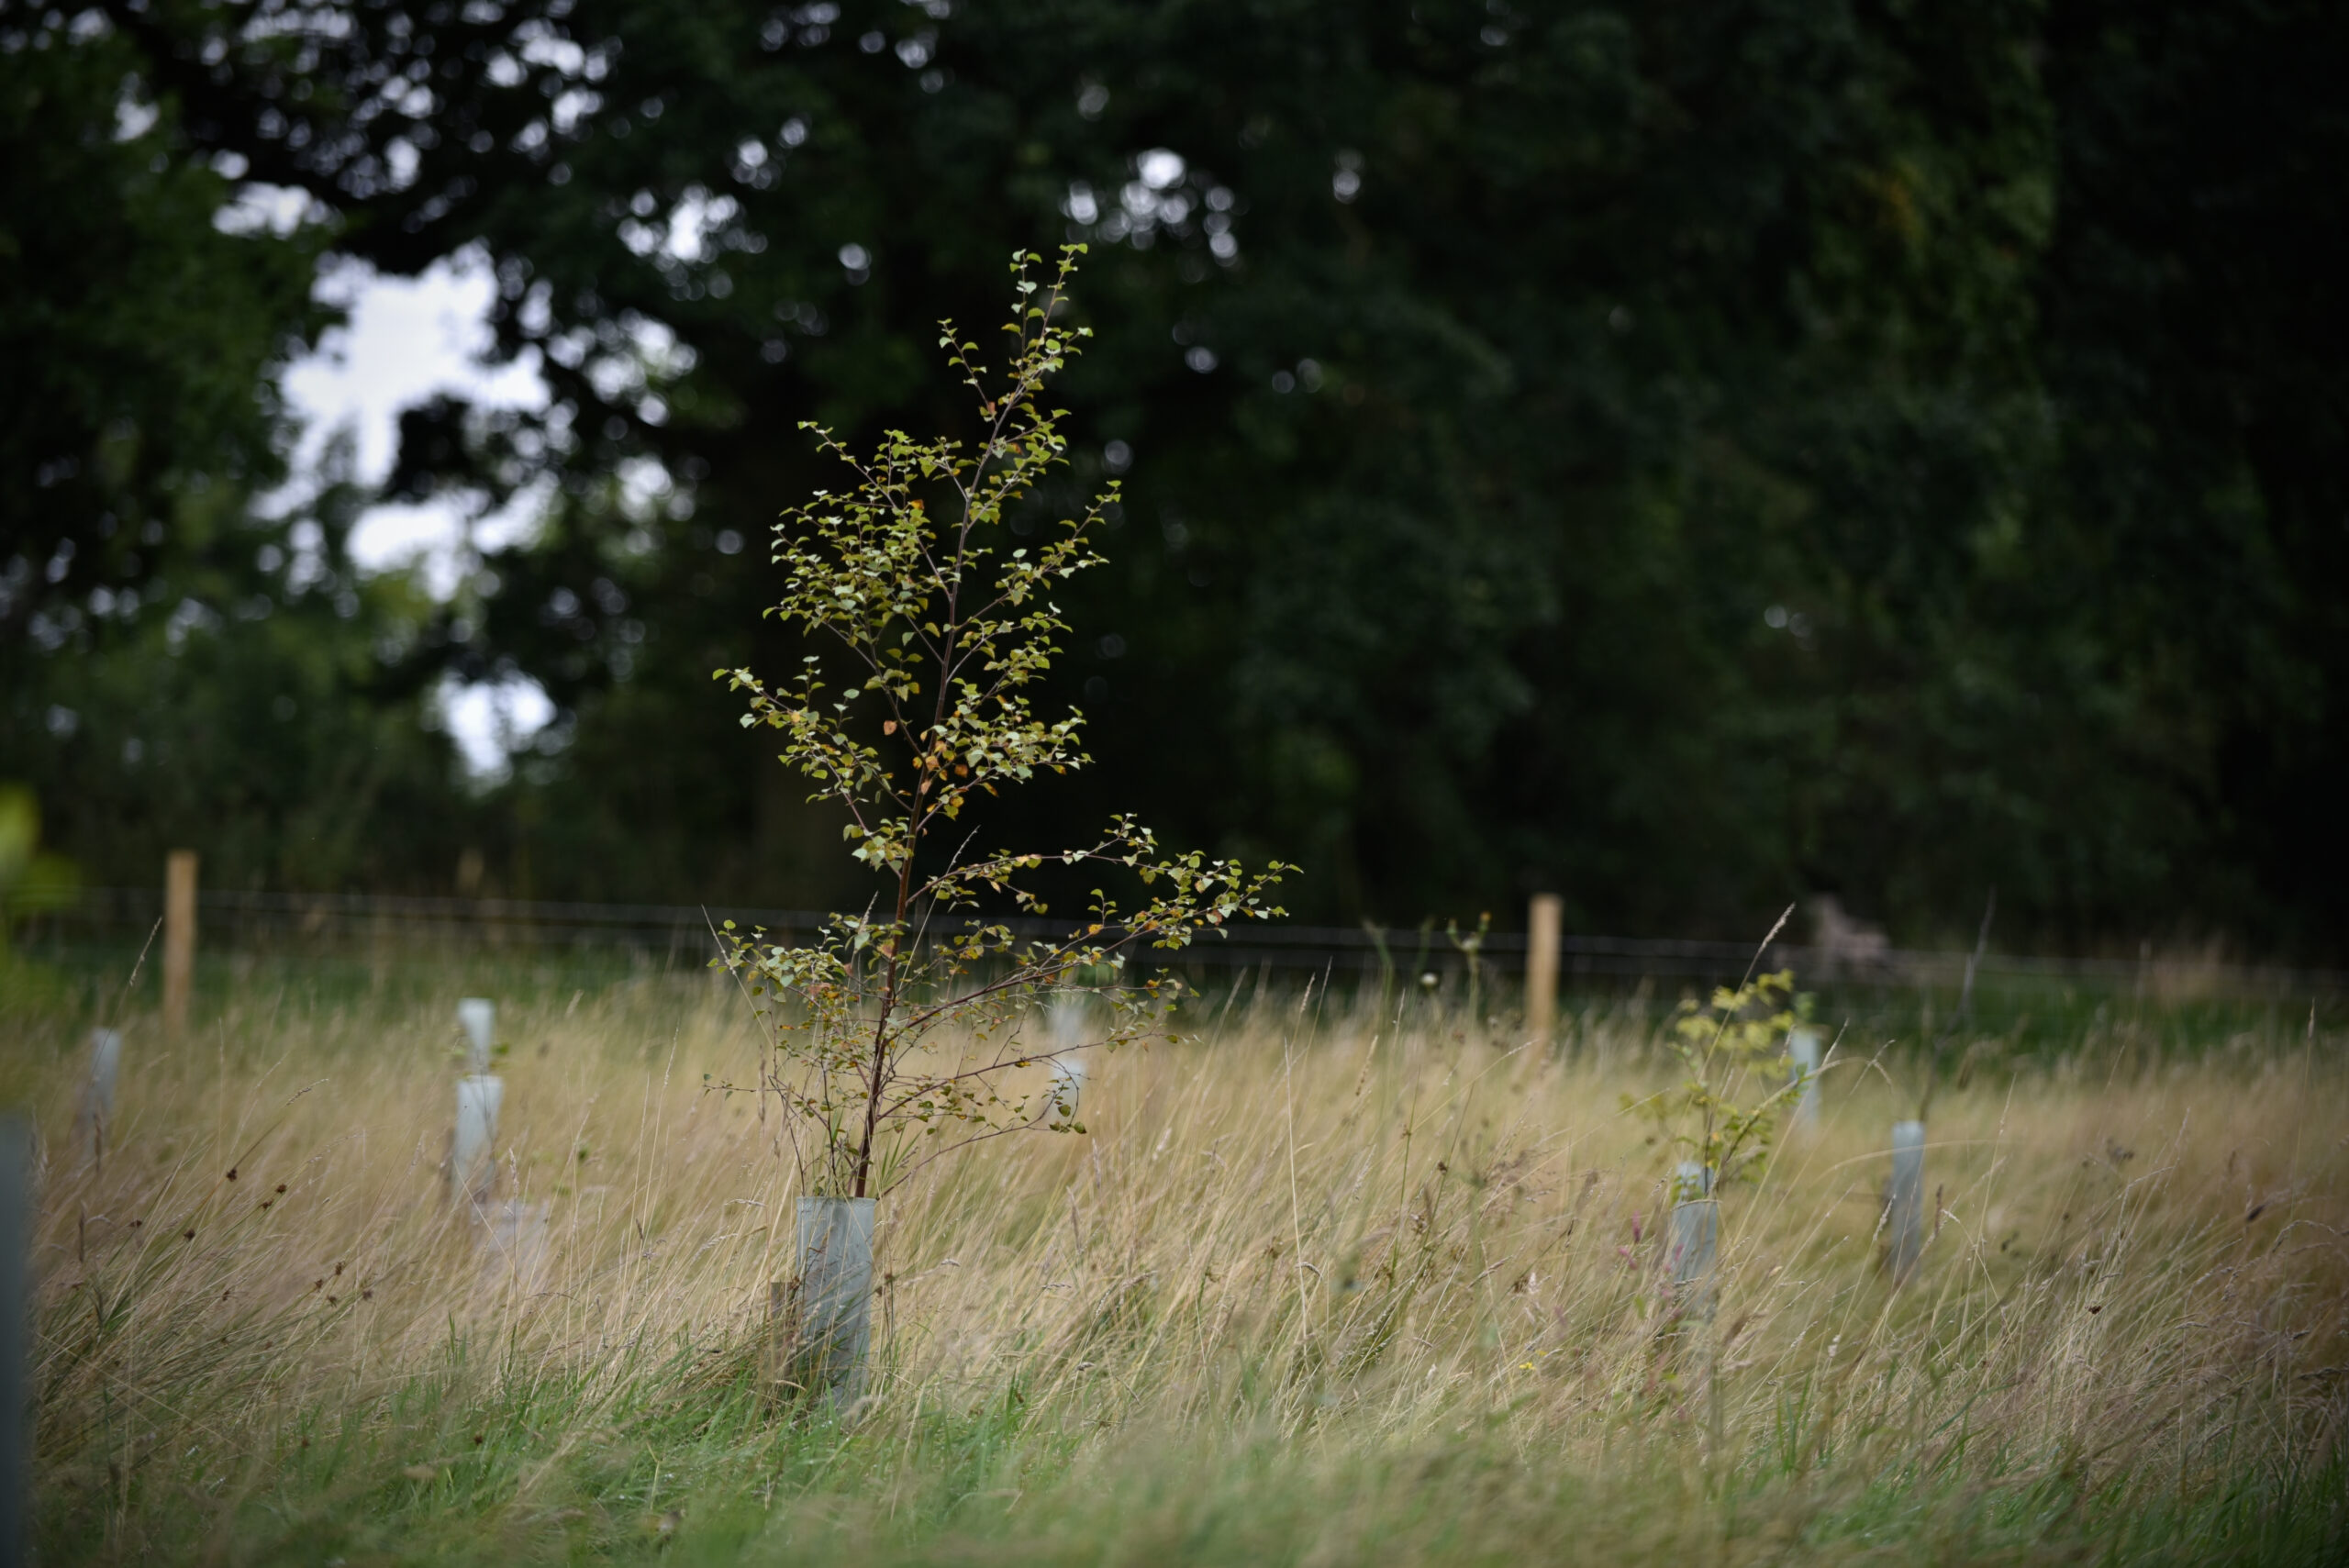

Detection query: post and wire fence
(25, 880), (2348, 1004)
(6, 866), (2343, 1427)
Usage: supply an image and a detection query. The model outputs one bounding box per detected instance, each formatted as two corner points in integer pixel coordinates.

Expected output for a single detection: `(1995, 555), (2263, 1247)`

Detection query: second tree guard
(1888, 1120), (1926, 1282)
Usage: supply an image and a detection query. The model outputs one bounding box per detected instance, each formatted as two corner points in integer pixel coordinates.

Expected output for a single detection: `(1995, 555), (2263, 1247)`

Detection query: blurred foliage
(1, 439), (479, 895)
(2, 0), (2343, 950)
(0, 780), (80, 1027)
(0, 5), (328, 642)
(1628, 969), (1811, 1195)
(0, 783), (79, 942)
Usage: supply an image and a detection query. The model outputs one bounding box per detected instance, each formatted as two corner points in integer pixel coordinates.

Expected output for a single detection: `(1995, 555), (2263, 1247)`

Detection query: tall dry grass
(20, 975), (2349, 1562)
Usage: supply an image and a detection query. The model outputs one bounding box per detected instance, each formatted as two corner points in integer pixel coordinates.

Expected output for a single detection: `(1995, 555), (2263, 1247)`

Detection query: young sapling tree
(713, 245), (1285, 1241)
(1630, 967), (1814, 1206)
(1630, 944), (1814, 1456)
(1626, 907), (1815, 1346)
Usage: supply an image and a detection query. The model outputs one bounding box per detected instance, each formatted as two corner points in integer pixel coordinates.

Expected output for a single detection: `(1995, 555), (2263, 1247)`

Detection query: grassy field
(7, 962), (2348, 1564)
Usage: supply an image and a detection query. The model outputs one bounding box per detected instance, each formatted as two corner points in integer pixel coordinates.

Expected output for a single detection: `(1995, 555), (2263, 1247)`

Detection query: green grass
(50, 1341), (2349, 1565)
(13, 957), (2348, 1564)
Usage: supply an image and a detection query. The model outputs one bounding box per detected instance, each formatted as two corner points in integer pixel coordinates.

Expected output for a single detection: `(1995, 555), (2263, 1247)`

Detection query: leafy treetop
(716, 248), (1287, 1199)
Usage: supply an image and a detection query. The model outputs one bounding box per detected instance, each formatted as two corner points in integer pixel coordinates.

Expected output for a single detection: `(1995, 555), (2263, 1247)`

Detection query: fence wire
(26, 887), (2343, 998)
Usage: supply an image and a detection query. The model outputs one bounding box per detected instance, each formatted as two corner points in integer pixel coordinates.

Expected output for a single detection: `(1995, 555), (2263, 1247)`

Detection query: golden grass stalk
(18, 977), (2348, 1559)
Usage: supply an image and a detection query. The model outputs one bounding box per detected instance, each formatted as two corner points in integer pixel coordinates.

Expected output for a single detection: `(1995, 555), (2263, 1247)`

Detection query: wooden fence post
(1525, 893), (1563, 1047)
(161, 851), (198, 1037)
(0, 1114), (30, 1567)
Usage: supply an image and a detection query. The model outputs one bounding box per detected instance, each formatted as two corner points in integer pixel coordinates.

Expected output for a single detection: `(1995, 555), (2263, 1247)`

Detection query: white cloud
(277, 247), (551, 595)
(284, 249), (548, 491)
(277, 248), (557, 772)
(1138, 149), (1186, 189)
(434, 670), (558, 784)
(215, 183), (321, 237)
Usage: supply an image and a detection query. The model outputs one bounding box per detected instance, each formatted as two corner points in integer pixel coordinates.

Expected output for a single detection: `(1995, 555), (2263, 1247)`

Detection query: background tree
(1, 6), (469, 894)
(0, 4), (325, 645)
(6, 0), (2343, 951)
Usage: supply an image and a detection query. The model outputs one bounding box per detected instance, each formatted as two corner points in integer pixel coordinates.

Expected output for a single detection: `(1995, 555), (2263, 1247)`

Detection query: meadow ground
(6, 958), (2347, 1564)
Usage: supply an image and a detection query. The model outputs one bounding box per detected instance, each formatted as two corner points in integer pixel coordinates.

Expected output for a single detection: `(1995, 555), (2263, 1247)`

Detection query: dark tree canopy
(5, 0), (2343, 951)
(0, 6), (326, 640)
